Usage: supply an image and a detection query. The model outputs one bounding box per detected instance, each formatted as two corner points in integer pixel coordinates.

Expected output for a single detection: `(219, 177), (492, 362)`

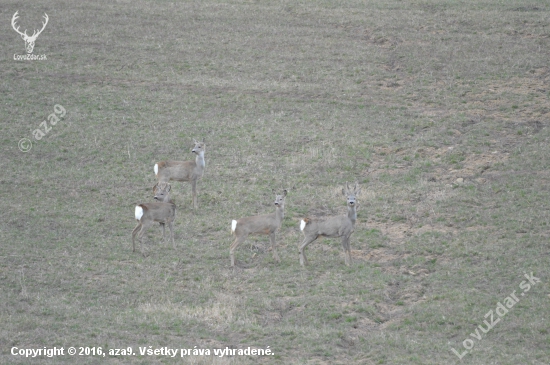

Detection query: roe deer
(154, 139), (205, 209)
(230, 190), (287, 267)
(298, 183), (360, 266)
(132, 182), (176, 255)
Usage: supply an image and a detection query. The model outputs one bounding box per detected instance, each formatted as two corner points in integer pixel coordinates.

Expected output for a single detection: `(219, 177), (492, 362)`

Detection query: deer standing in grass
(132, 182), (176, 256)
(154, 140), (205, 209)
(299, 183), (361, 266)
(230, 190), (287, 267)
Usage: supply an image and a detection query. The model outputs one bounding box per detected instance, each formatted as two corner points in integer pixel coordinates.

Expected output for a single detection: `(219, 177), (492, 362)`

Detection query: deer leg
(159, 222), (165, 239)
(230, 234), (247, 267)
(347, 235), (353, 265)
(132, 222), (142, 253)
(168, 221), (175, 249)
(269, 232), (280, 263)
(342, 235), (352, 266)
(191, 179), (197, 210)
(299, 235), (318, 266)
(137, 220), (153, 256)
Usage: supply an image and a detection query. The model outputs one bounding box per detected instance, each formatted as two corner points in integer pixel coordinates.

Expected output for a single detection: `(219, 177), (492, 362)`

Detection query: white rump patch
(135, 206), (144, 221)
(300, 219), (306, 231)
(231, 220), (237, 233)
(154, 163), (158, 176)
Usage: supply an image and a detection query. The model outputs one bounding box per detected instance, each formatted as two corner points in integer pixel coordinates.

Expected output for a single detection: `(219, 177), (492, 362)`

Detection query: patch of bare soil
(343, 280), (427, 339)
(370, 141), (513, 186)
(354, 248), (406, 263)
(429, 148), (510, 184)
(411, 67), (550, 122)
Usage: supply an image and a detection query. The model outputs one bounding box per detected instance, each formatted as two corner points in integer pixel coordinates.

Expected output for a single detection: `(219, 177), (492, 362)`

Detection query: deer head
(12, 11), (49, 54)
(274, 190), (287, 208)
(153, 182), (172, 202)
(342, 182), (361, 207)
(191, 139), (206, 156)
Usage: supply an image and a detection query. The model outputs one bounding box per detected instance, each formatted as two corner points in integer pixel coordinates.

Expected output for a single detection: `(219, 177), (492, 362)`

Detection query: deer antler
(11, 12), (48, 40)
(29, 13), (48, 40)
(11, 11), (28, 38)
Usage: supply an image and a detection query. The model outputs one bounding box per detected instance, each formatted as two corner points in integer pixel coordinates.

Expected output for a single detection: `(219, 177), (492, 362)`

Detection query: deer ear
(166, 184), (171, 192)
(282, 190), (287, 197)
(342, 188), (346, 196)
(153, 183), (158, 193)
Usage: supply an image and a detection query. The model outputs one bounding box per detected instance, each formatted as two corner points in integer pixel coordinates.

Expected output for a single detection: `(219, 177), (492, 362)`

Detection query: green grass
(1, 0), (550, 364)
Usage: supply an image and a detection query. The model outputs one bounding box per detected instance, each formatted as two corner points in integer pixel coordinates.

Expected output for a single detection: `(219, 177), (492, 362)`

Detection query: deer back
(302, 215), (353, 238)
(157, 160), (198, 182)
(234, 212), (280, 235)
(138, 202), (176, 223)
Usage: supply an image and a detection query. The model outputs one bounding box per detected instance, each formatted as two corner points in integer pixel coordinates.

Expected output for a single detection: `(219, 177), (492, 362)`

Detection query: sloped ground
(1, 1), (549, 364)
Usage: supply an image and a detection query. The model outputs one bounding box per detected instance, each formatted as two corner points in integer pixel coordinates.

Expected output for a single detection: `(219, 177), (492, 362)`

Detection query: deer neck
(156, 196), (172, 204)
(347, 205), (357, 225)
(195, 151), (205, 169)
(275, 205), (284, 223)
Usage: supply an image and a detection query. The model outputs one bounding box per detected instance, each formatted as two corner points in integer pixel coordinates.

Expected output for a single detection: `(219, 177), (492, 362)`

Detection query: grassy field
(1, 0), (549, 363)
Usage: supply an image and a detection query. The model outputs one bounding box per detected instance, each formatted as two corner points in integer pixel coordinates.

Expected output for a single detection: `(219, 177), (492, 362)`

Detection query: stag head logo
(11, 11), (49, 54)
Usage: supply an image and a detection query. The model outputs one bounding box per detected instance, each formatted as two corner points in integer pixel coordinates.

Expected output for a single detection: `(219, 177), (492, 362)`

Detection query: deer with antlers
(132, 182), (176, 256)
(298, 183), (361, 266)
(230, 190), (287, 267)
(11, 11), (49, 54)
(154, 140), (205, 210)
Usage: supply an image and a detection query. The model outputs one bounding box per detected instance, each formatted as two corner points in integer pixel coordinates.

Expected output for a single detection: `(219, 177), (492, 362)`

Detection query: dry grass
(1, 0), (549, 364)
